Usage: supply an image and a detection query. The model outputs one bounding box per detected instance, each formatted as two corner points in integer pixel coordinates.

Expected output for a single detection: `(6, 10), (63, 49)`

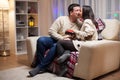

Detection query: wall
(38, 0), (53, 36)
(9, 0), (16, 54)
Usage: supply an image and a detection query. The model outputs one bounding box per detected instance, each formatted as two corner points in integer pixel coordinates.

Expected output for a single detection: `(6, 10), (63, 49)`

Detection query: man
(28, 3), (82, 77)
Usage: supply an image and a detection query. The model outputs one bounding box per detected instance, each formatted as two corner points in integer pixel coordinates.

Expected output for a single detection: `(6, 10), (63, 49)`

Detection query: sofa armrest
(26, 36), (40, 64)
(73, 40), (120, 79)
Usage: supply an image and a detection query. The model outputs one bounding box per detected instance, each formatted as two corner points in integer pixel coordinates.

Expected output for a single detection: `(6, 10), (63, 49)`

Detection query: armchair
(26, 19), (120, 80)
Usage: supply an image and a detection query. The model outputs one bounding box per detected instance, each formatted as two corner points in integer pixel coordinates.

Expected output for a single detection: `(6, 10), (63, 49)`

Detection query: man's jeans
(36, 36), (57, 69)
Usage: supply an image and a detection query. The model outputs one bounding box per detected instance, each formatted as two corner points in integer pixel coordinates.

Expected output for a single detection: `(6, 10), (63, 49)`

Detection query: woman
(55, 5), (98, 76)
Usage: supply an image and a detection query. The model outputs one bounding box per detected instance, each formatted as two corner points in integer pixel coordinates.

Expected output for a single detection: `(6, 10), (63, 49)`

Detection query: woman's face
(80, 7), (83, 18)
(70, 6), (82, 18)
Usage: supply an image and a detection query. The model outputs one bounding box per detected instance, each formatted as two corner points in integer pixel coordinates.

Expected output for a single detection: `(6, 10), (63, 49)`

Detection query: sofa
(26, 19), (120, 80)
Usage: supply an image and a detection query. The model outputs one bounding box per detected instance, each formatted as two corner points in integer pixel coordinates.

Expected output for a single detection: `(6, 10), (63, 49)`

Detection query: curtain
(51, 0), (120, 20)
(106, 0), (120, 20)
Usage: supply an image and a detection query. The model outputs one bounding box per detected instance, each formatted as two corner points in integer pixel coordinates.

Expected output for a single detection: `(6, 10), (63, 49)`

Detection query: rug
(0, 66), (74, 80)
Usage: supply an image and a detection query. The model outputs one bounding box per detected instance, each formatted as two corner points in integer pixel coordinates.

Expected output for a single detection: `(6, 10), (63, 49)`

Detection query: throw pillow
(95, 18), (105, 40)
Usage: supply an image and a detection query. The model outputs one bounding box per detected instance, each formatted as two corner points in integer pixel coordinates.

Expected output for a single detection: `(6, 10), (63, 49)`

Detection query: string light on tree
(113, 13), (119, 19)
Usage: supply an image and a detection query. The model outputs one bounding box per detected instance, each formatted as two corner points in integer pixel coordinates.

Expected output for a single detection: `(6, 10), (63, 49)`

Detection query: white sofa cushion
(26, 36), (39, 64)
(74, 40), (120, 79)
(102, 19), (120, 40)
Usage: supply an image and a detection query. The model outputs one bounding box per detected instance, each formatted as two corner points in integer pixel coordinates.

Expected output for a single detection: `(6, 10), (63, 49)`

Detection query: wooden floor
(0, 54), (120, 80)
(0, 54), (29, 71)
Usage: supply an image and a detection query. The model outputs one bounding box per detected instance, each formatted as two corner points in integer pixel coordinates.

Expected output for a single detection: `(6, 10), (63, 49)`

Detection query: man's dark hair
(68, 3), (80, 15)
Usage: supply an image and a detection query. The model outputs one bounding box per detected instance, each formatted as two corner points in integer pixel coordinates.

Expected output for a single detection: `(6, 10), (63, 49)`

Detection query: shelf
(28, 27), (38, 36)
(28, 2), (38, 14)
(16, 41), (27, 55)
(15, 0), (39, 55)
(16, 13), (27, 15)
(28, 13), (38, 15)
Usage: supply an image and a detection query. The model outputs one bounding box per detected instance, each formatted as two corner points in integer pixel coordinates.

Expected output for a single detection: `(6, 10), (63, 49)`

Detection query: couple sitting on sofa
(28, 4), (104, 77)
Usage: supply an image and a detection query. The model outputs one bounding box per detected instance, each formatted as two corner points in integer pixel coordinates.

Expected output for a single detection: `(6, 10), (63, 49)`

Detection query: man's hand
(63, 35), (71, 40)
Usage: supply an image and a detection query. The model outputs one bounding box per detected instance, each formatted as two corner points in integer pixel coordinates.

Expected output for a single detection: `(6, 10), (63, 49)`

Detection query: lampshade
(0, 0), (9, 10)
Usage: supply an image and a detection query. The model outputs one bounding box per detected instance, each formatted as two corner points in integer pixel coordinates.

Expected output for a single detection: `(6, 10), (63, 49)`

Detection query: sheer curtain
(51, 0), (120, 20)
(106, 0), (120, 20)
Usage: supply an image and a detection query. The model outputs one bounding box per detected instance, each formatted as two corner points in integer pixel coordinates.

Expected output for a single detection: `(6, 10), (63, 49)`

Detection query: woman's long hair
(82, 5), (98, 27)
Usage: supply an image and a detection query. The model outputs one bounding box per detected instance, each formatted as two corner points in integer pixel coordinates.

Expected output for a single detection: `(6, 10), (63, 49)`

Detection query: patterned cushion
(66, 52), (79, 78)
(48, 51), (79, 78)
(95, 18), (105, 40)
(102, 19), (120, 40)
(48, 58), (60, 74)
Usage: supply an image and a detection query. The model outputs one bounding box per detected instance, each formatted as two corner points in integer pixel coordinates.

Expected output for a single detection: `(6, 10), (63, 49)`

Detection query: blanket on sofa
(49, 52), (79, 78)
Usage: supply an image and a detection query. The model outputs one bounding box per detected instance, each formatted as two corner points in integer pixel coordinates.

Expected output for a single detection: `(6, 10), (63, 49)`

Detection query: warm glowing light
(28, 16), (35, 27)
(0, 0), (9, 10)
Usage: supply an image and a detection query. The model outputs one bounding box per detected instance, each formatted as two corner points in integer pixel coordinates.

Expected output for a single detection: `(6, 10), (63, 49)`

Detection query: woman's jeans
(35, 36), (57, 69)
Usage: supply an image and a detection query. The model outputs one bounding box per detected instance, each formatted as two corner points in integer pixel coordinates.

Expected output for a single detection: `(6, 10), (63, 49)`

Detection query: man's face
(70, 6), (82, 18)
